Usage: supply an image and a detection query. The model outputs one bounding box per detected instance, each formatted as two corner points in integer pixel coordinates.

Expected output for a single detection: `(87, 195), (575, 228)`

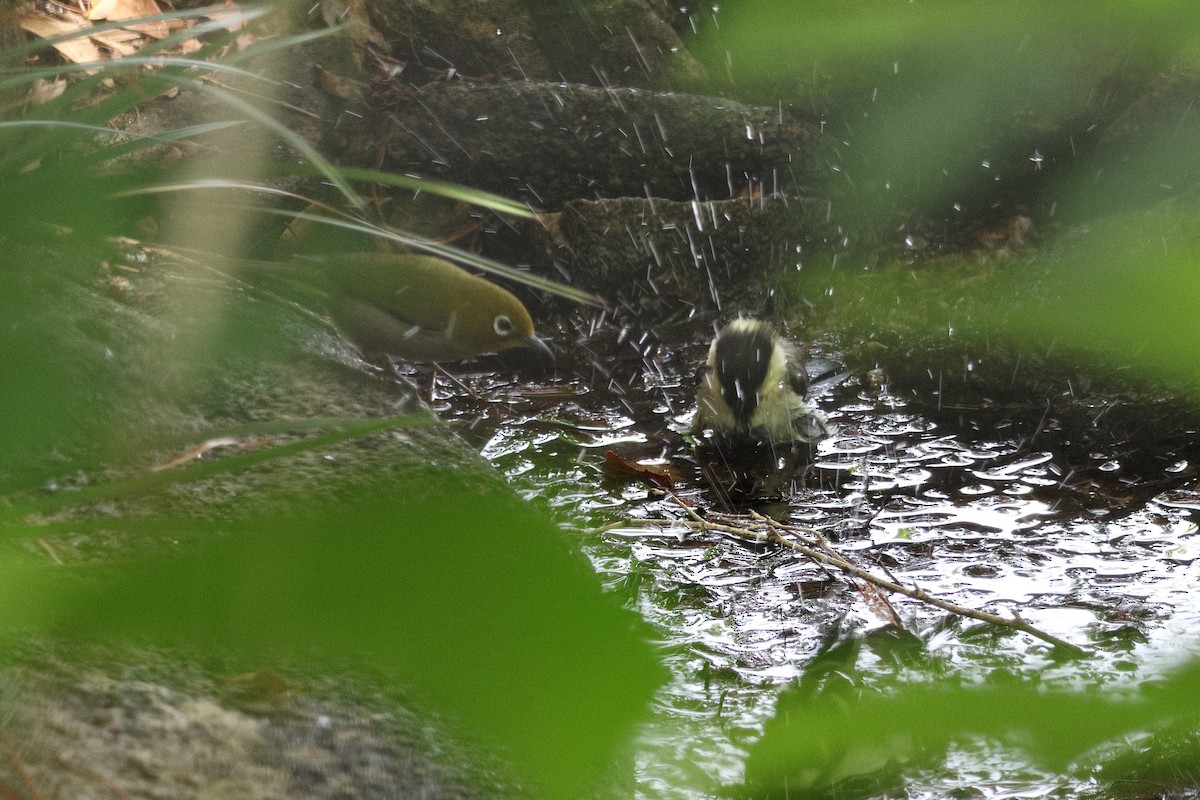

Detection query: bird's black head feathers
(713, 322), (776, 426)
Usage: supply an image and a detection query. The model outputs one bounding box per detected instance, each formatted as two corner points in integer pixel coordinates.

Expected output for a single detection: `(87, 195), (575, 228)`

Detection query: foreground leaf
(745, 661), (1200, 798)
(0, 487), (665, 799)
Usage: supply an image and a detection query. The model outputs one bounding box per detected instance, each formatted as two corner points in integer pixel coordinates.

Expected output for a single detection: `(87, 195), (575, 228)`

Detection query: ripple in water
(437, 349), (1200, 800)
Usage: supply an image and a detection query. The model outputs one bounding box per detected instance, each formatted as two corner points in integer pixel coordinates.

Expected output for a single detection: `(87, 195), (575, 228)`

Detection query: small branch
(636, 495), (1089, 656)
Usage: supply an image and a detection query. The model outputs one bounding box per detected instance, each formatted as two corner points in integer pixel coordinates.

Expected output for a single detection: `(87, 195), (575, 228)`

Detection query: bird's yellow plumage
(694, 318), (829, 444)
(319, 254), (547, 362)
(238, 252), (551, 363)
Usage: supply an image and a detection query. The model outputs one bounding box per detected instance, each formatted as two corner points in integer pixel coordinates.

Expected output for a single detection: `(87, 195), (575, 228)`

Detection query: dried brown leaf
(603, 450), (678, 489)
(19, 13), (104, 65)
(856, 581), (904, 626)
(88, 27), (142, 56)
(88, 0), (174, 38)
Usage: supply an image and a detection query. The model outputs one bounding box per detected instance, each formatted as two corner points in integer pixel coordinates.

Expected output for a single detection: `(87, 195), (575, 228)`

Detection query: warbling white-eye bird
(693, 318), (830, 445)
(239, 252), (553, 363)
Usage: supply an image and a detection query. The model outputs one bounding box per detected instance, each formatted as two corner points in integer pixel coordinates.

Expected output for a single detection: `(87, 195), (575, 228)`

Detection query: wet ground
(416, 313), (1200, 799)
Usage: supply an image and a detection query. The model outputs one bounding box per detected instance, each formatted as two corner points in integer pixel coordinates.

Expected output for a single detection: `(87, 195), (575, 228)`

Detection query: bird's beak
(521, 333), (555, 360)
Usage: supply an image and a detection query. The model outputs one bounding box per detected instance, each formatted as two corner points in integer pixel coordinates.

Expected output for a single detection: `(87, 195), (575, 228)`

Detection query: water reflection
(431, 332), (1200, 800)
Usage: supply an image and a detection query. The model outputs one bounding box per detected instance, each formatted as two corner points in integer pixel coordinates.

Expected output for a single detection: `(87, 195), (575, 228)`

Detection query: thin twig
(645, 494), (1088, 655)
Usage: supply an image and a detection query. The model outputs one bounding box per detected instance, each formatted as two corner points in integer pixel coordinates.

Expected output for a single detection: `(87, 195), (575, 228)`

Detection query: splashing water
(427, 319), (1200, 799)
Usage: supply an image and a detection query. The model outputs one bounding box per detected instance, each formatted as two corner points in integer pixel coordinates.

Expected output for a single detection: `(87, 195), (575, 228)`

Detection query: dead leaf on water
(856, 581), (904, 627)
(603, 450), (679, 489)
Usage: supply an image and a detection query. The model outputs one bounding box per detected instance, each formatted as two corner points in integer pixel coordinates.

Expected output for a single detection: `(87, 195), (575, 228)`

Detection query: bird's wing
(324, 256), (469, 332)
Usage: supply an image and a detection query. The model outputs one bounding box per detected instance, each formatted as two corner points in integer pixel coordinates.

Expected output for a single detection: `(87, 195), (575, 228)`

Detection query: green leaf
(1012, 211), (1200, 393)
(746, 661), (1200, 797)
(0, 488), (665, 799)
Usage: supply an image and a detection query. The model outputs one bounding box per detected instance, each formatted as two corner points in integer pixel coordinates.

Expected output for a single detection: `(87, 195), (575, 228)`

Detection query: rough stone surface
(0, 645), (517, 800)
(529, 196), (835, 312)
(339, 80), (825, 209)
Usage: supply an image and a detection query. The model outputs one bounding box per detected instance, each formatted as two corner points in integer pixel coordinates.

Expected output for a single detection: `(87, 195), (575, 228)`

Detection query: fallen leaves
(18, 13), (107, 68)
(86, 0), (171, 38)
(603, 450), (680, 489)
(16, 0), (259, 104)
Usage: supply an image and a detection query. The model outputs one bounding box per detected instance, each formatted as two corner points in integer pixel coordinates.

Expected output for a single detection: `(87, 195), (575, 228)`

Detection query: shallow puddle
(428, 318), (1200, 799)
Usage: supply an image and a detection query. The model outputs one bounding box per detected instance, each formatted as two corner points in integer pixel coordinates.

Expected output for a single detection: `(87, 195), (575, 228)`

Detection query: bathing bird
(693, 318), (830, 445)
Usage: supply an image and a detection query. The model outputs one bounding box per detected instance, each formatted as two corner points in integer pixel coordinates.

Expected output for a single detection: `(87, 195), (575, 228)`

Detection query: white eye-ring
(493, 314), (514, 336)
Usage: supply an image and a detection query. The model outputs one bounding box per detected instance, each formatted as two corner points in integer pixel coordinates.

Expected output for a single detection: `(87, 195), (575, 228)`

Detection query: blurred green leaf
(1013, 210), (1200, 393)
(746, 660), (1200, 797)
(693, 1), (1200, 224)
(697, 1), (1196, 93)
(0, 10), (654, 790)
(0, 487), (664, 799)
